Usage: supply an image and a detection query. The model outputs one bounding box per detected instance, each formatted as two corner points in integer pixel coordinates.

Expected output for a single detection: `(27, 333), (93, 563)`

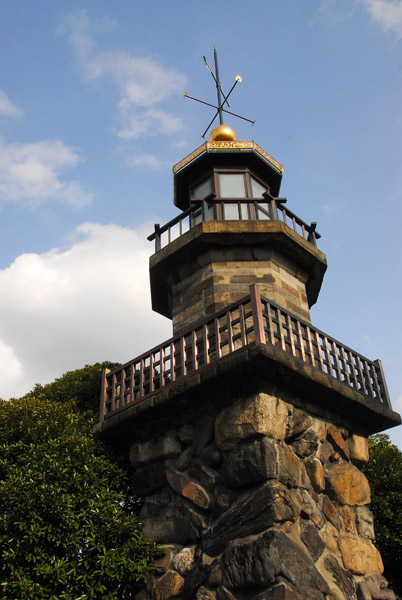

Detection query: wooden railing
(147, 193), (320, 253)
(99, 285), (391, 422)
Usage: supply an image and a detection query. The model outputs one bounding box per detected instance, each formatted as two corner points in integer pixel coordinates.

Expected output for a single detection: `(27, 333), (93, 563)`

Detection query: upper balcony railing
(147, 193), (321, 253)
(99, 285), (391, 423)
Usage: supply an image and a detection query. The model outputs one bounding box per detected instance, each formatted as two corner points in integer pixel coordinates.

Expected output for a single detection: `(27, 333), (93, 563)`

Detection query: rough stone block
(339, 536), (384, 575)
(321, 526), (339, 554)
(215, 393), (289, 451)
(222, 437), (278, 487)
(290, 429), (319, 458)
(318, 440), (335, 463)
(196, 586), (216, 599)
(325, 462), (371, 506)
(286, 408), (313, 440)
(305, 457), (325, 492)
(207, 563), (223, 588)
(130, 433), (181, 468)
(166, 470), (211, 509)
(216, 587), (237, 600)
(222, 529), (330, 599)
(173, 547), (195, 575)
(140, 503), (198, 545)
(324, 555), (356, 600)
(300, 489), (325, 529)
(254, 584), (301, 599)
(301, 522), (325, 561)
(356, 506), (375, 540)
(202, 482), (297, 556)
(192, 417), (215, 456)
(277, 443), (309, 488)
(189, 462), (219, 489)
(349, 434), (369, 465)
(154, 545), (176, 573)
(322, 495), (341, 530)
(176, 446), (192, 471)
(131, 463), (166, 496)
(181, 561), (214, 599)
(152, 570), (184, 600)
(357, 573), (396, 600)
(327, 425), (350, 460)
(341, 506), (357, 534)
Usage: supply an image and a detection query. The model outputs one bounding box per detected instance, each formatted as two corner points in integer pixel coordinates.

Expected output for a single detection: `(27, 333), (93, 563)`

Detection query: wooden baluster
(227, 310), (234, 354)
(139, 359), (144, 398)
(313, 331), (326, 372)
(181, 336), (186, 377)
(331, 342), (343, 381)
(362, 358), (375, 398)
(203, 323), (209, 365)
(286, 314), (297, 357)
(339, 347), (351, 386)
(249, 284), (266, 346)
(305, 326), (316, 367)
(355, 354), (368, 395)
(239, 302), (247, 346)
(346, 350), (359, 391)
(192, 329), (197, 371)
(296, 320), (306, 362)
(215, 316), (222, 359)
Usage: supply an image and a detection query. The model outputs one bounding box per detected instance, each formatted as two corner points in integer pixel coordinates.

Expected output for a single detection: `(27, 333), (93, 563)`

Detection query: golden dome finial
(209, 124), (237, 141)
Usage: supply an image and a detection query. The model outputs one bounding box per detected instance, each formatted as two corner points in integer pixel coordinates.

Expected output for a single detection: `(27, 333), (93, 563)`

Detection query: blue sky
(0, 0), (401, 447)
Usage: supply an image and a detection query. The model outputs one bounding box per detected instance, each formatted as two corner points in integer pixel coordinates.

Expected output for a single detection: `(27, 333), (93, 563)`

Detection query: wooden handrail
(148, 197), (321, 253)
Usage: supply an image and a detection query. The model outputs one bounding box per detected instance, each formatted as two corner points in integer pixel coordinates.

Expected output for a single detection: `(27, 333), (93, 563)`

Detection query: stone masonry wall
(131, 390), (395, 600)
(171, 249), (310, 335)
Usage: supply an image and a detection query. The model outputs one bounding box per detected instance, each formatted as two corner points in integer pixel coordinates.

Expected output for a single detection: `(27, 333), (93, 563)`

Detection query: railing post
(249, 284), (266, 346)
(262, 190), (277, 220)
(373, 359), (392, 409)
(154, 223), (161, 252)
(262, 192), (287, 221)
(202, 192), (216, 221)
(99, 368), (110, 423)
(308, 222), (318, 247)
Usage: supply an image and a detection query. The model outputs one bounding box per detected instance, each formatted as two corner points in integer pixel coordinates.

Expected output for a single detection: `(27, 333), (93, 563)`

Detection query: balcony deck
(98, 285), (397, 432)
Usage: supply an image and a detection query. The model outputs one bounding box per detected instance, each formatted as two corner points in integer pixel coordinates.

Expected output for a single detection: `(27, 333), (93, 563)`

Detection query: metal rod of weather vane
(214, 48), (223, 125)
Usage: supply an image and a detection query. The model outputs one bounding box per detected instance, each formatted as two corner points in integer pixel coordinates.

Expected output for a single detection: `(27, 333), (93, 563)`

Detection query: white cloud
(358, 0), (402, 38)
(0, 139), (93, 208)
(125, 153), (169, 170)
(118, 109), (183, 140)
(0, 340), (23, 399)
(0, 90), (23, 118)
(61, 10), (186, 139)
(0, 222), (171, 399)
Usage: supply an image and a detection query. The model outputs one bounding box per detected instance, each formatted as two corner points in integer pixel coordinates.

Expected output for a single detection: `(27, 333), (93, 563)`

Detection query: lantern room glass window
(250, 176), (266, 198)
(192, 176), (212, 199)
(190, 170), (270, 207)
(218, 174), (246, 198)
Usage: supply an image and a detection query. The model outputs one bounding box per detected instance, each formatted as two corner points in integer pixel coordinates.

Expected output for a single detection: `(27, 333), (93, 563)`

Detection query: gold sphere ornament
(209, 124), (237, 142)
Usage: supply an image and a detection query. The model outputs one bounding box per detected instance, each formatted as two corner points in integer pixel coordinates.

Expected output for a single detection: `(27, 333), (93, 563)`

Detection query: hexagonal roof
(173, 140), (284, 210)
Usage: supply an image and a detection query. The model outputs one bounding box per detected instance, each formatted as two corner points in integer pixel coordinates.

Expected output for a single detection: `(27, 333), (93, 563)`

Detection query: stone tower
(95, 124), (400, 600)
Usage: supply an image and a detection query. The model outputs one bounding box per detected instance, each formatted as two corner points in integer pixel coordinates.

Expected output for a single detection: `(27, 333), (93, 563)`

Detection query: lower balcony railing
(99, 285), (391, 423)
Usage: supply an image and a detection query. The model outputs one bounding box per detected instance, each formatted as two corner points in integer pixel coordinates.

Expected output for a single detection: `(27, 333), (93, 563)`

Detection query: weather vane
(183, 48), (255, 138)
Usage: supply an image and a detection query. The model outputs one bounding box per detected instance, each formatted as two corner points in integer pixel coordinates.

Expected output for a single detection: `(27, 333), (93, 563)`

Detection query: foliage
(363, 433), (402, 598)
(0, 365), (160, 600)
(25, 361), (120, 417)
